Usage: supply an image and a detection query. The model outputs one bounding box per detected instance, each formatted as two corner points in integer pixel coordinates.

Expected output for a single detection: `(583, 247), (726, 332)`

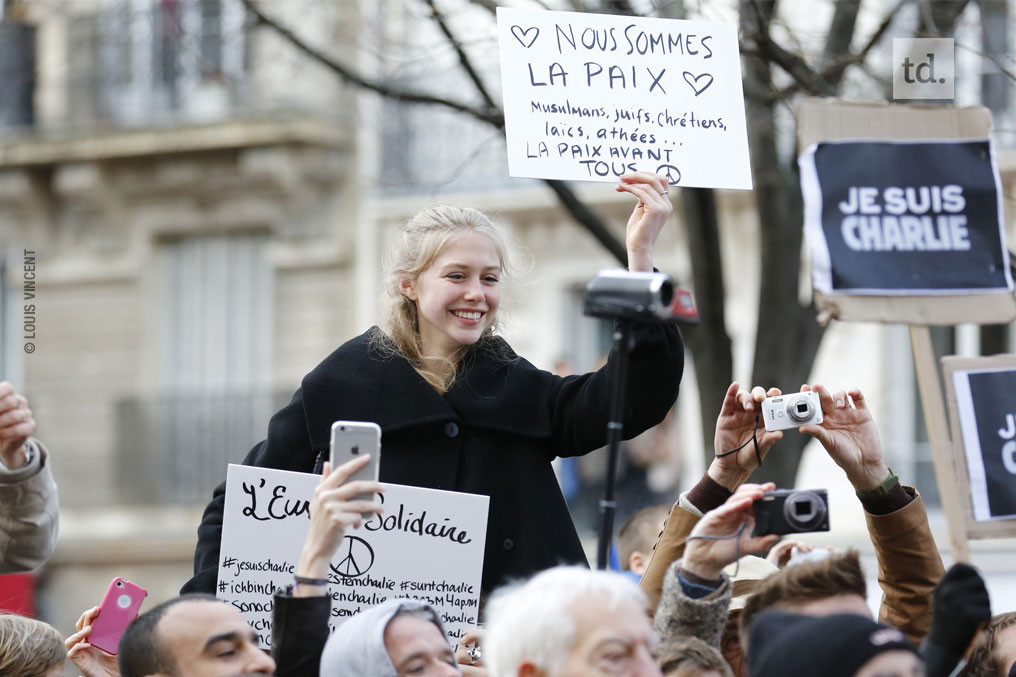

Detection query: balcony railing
(62, 1), (250, 131)
(115, 389), (291, 505)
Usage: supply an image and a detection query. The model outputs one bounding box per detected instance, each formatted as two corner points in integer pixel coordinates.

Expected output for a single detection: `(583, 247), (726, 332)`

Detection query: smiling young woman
(185, 172), (685, 598)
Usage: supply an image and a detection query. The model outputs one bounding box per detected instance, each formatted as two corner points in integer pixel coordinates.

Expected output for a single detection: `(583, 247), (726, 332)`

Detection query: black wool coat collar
(300, 328), (553, 457)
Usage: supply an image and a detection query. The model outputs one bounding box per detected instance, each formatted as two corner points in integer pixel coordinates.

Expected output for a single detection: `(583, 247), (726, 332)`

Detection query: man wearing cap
(747, 611), (923, 677)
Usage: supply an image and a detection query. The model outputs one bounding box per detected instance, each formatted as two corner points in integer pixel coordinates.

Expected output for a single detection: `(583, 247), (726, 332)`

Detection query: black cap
(748, 611), (920, 677)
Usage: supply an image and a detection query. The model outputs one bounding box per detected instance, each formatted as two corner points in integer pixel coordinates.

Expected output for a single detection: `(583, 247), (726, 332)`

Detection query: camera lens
(658, 279), (674, 308)
(782, 491), (828, 531)
(786, 396), (814, 423)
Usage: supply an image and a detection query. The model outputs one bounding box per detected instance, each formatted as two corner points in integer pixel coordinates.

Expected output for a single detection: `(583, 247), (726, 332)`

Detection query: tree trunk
(741, 0), (826, 486)
(680, 188), (734, 462)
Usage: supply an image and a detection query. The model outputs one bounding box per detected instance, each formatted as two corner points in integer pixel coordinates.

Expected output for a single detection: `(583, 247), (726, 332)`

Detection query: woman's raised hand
(615, 171), (673, 272)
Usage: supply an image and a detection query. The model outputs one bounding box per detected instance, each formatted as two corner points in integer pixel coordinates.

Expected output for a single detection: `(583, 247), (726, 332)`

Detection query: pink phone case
(89, 577), (148, 655)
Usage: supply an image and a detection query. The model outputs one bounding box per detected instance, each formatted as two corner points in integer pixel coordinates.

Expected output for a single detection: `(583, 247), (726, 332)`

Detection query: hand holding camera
(709, 383), (785, 491)
(682, 483), (780, 581)
(796, 384), (889, 492)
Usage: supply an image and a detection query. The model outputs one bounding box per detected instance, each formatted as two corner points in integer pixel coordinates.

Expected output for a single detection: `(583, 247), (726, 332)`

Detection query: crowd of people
(1, 172), (1014, 676)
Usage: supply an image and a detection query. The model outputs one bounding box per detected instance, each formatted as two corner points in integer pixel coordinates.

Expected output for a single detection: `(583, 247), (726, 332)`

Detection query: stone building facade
(0, 0), (1013, 656)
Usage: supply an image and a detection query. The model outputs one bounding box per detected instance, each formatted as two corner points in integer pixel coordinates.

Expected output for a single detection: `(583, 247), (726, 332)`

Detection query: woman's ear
(398, 276), (418, 301)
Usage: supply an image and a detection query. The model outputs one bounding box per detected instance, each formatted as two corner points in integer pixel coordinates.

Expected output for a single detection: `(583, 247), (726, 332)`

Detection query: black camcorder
(583, 269), (680, 323)
(752, 488), (830, 536)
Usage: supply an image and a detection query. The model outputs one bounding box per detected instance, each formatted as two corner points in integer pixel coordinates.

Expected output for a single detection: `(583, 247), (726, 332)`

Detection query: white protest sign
(217, 464), (488, 650)
(496, 7), (751, 189)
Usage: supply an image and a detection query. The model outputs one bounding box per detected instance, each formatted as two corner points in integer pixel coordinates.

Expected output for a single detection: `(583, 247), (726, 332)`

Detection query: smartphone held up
(88, 577), (148, 655)
(330, 420), (383, 520)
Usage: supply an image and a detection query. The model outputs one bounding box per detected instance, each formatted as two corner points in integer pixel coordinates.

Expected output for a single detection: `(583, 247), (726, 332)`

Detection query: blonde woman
(185, 172), (685, 597)
(0, 614), (65, 677)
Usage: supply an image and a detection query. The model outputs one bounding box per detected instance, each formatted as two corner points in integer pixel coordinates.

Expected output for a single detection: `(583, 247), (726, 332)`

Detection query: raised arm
(800, 384), (944, 643)
(0, 382), (59, 573)
(654, 483), (779, 648)
(273, 455), (384, 677)
(615, 171), (672, 272)
(640, 383), (782, 614)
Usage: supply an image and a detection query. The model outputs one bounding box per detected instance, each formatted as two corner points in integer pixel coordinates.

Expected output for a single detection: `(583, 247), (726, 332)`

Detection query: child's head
(0, 614), (65, 677)
(382, 206), (510, 388)
(617, 504), (670, 576)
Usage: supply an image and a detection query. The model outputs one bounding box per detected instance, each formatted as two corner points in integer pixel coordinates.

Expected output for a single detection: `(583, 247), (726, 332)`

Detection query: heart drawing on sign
(683, 72), (714, 96)
(511, 25), (539, 48)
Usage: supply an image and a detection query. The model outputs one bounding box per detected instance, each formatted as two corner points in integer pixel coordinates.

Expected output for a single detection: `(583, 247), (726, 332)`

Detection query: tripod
(595, 321), (635, 570)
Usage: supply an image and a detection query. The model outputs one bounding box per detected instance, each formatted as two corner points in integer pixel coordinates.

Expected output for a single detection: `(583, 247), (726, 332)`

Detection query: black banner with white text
(799, 140), (1012, 295)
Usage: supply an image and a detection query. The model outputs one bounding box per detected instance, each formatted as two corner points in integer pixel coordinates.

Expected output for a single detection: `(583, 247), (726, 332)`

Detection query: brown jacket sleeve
(866, 488), (944, 645)
(638, 502), (702, 617)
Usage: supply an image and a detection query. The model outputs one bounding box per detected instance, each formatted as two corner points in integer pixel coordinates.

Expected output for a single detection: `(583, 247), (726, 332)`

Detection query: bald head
(119, 595), (274, 677)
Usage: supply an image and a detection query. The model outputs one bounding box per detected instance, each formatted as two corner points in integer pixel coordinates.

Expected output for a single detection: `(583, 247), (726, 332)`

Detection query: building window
(68, 0), (248, 127)
(115, 232), (277, 504)
(199, 0), (222, 76)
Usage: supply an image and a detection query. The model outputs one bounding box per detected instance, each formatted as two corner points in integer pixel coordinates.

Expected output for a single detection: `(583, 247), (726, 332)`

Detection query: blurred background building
(0, 0), (1013, 661)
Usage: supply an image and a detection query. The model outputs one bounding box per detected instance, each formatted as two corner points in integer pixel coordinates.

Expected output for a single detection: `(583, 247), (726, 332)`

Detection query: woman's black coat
(184, 324), (683, 596)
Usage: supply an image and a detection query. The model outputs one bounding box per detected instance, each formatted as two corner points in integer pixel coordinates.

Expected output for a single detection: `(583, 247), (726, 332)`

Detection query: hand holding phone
(330, 421), (382, 519)
(87, 577), (148, 655)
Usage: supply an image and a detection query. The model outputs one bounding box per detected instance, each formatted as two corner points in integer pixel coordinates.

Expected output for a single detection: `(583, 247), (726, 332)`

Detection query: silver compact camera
(583, 269), (675, 322)
(752, 488), (830, 536)
(761, 391), (823, 431)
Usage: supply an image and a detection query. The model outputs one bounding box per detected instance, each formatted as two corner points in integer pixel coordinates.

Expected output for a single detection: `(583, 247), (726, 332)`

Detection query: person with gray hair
(483, 566), (662, 677)
(319, 598), (461, 677)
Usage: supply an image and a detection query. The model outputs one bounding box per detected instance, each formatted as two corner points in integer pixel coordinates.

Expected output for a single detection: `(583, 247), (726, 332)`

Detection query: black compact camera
(583, 269), (676, 323)
(752, 489), (830, 536)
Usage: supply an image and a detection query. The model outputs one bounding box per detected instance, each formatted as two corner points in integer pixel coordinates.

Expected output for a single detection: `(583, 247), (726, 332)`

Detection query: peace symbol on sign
(330, 535), (376, 578)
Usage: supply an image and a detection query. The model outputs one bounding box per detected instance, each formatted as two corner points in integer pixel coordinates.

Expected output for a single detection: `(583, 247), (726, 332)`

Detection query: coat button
(444, 422), (459, 438)
(502, 538), (514, 551)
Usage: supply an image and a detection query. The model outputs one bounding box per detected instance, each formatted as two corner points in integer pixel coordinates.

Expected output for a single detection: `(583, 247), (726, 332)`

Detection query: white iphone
(329, 421), (382, 519)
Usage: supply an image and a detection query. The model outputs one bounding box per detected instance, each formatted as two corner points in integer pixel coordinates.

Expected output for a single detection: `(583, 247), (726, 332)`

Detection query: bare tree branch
(242, 0), (629, 265)
(601, 0), (639, 15)
(956, 40), (1016, 84)
(743, 0), (837, 98)
(739, 0), (829, 485)
(544, 180), (629, 263)
(422, 0), (497, 108)
(241, 0), (504, 127)
(763, 0), (904, 103)
(821, 0), (860, 86)
(918, 0), (970, 36)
